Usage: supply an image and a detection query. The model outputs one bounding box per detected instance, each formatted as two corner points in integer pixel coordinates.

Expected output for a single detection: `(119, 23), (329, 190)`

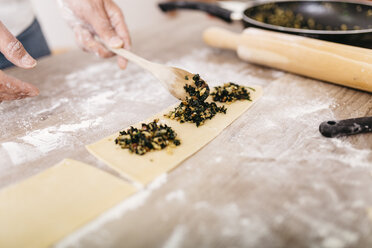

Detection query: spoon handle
(110, 48), (156, 72)
(319, 117), (372, 138)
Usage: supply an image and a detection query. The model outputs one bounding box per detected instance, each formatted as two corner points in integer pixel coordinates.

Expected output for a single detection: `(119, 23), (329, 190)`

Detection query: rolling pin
(203, 27), (372, 93)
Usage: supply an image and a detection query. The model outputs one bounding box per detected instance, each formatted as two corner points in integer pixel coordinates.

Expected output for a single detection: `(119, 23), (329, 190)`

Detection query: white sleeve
(0, 0), (35, 36)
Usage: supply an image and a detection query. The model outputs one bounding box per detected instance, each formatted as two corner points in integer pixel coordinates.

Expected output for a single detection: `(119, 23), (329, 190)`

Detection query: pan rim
(242, 0), (372, 35)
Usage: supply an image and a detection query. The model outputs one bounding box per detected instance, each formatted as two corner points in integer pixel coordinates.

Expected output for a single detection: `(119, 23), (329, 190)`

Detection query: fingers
(86, 0), (124, 49)
(73, 26), (114, 58)
(0, 22), (38, 102)
(104, 0), (131, 69)
(0, 22), (37, 69)
(0, 70), (39, 102)
(117, 56), (127, 69)
(104, 0), (131, 50)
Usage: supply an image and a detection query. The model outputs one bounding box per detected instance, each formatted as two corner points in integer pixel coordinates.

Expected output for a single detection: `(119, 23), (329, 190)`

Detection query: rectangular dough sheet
(0, 159), (136, 248)
(87, 86), (263, 185)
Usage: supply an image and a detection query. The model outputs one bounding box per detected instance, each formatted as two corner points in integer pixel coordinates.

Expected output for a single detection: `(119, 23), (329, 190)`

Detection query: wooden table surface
(1, 12), (372, 248)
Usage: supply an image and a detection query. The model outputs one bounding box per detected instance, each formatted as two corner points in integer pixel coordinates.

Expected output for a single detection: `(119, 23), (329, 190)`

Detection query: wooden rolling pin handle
(203, 27), (239, 51)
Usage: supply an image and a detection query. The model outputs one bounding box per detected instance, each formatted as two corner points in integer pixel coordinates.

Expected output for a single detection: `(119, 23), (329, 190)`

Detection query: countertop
(1, 12), (372, 248)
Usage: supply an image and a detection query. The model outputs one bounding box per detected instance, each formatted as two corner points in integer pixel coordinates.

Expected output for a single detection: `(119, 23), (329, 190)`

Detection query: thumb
(0, 22), (37, 69)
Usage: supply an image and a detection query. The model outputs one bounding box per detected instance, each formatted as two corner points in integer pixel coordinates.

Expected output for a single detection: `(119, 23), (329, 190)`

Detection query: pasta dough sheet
(0, 159), (136, 248)
(87, 86), (263, 185)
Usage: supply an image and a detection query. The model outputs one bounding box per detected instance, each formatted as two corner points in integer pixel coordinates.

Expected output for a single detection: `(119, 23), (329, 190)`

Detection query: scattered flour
(2, 118), (103, 165)
(58, 118), (103, 132)
(56, 174), (168, 248)
(21, 129), (66, 154)
(1, 142), (41, 165)
(162, 225), (187, 248)
(321, 237), (346, 248)
(330, 139), (372, 167)
(34, 98), (69, 116)
(165, 190), (186, 203)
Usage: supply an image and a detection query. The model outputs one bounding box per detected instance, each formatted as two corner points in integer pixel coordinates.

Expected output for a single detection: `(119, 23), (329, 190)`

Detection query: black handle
(319, 117), (372, 138)
(158, 1), (233, 23)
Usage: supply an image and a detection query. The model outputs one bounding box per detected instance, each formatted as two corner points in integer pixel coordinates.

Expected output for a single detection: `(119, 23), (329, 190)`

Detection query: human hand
(58, 0), (131, 69)
(0, 71), (39, 102)
(0, 22), (39, 102)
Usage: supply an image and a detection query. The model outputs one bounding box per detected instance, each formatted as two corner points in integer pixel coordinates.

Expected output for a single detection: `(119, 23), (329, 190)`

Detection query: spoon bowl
(110, 47), (210, 101)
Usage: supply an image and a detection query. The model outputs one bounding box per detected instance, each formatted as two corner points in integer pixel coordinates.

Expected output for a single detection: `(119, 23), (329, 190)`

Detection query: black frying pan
(159, 0), (372, 48)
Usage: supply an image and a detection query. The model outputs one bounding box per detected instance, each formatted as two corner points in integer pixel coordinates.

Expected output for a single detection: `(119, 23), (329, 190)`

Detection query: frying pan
(158, 0), (372, 48)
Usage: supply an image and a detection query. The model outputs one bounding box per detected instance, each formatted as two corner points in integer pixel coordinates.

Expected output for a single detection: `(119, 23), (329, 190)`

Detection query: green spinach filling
(115, 119), (180, 155)
(211, 83), (254, 103)
(165, 74), (227, 127)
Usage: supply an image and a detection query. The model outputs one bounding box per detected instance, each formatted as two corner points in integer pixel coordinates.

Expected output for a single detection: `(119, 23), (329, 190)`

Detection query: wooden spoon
(109, 47), (210, 100)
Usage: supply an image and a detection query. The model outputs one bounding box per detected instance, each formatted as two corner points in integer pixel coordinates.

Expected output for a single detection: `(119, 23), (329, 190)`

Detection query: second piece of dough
(0, 159), (136, 248)
(86, 86), (263, 185)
